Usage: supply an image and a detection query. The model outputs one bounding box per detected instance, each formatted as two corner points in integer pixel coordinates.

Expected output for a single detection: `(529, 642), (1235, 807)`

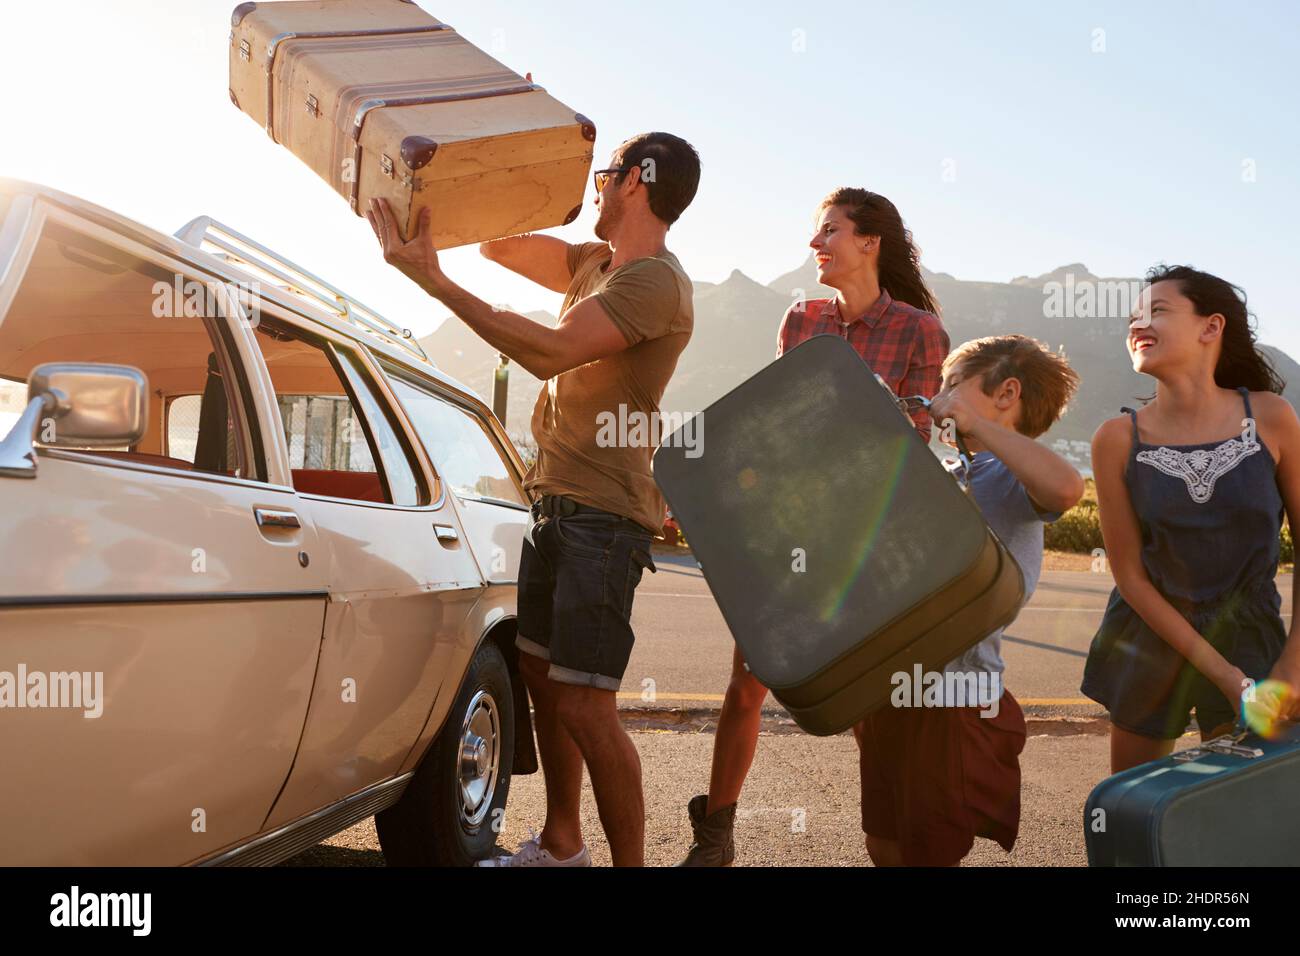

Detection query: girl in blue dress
(1083, 265), (1300, 773)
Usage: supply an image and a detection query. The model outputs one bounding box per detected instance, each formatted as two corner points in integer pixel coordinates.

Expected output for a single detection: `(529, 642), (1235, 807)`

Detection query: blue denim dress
(1080, 387), (1287, 739)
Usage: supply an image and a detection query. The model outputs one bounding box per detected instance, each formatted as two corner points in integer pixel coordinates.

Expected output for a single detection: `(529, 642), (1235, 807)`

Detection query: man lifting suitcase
(368, 131), (701, 867)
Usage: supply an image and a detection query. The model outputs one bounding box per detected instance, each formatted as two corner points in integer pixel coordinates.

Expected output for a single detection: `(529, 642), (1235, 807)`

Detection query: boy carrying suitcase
(858, 334), (1084, 866)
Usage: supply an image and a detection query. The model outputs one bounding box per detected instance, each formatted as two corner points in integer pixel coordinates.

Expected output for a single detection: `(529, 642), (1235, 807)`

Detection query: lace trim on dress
(1135, 437), (1261, 504)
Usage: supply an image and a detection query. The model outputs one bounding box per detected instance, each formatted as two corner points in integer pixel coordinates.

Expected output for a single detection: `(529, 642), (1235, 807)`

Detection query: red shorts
(856, 689), (1027, 866)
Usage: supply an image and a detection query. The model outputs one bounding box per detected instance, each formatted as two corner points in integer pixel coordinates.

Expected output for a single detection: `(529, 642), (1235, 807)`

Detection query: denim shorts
(515, 503), (656, 691)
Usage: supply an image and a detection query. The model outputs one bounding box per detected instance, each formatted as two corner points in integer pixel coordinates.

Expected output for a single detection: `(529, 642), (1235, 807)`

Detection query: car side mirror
(0, 363), (148, 478)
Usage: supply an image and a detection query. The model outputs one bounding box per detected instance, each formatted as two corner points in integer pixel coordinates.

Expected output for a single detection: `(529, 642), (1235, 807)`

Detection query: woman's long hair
(1146, 264), (1284, 394)
(819, 187), (940, 316)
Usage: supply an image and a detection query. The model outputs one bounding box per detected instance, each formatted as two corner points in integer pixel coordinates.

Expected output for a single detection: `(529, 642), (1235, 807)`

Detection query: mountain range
(418, 257), (1300, 474)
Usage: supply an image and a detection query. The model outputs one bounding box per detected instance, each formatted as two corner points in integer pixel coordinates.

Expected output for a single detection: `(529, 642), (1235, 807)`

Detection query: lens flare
(818, 436), (911, 622)
(1240, 678), (1296, 739)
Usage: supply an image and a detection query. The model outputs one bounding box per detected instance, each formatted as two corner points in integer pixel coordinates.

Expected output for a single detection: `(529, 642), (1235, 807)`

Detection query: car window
(165, 395), (202, 460)
(277, 393), (376, 473)
(250, 320), (423, 506)
(0, 221), (250, 477)
(389, 376), (526, 508)
(0, 378), (24, 438)
(335, 348), (422, 507)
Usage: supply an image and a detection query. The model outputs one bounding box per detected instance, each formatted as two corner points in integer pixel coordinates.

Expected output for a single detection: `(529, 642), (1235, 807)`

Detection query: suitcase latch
(1172, 731), (1264, 762)
(380, 154), (394, 178)
(239, 38), (251, 62)
(305, 94), (320, 118)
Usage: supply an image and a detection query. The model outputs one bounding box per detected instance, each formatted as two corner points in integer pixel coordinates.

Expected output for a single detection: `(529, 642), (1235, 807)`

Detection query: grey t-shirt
(943, 451), (1063, 684)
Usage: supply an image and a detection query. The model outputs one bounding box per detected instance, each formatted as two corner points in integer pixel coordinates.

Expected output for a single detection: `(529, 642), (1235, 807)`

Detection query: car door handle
(255, 508), (301, 529)
(433, 524), (459, 543)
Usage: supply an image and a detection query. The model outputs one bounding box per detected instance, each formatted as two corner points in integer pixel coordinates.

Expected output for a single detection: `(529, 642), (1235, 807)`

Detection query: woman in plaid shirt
(679, 187), (950, 865)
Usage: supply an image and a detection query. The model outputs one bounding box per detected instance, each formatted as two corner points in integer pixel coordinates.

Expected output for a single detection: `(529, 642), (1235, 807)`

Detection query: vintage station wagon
(0, 179), (534, 865)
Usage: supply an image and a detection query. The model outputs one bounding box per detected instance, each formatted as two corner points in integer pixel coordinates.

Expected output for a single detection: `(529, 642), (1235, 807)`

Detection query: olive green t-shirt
(523, 241), (694, 533)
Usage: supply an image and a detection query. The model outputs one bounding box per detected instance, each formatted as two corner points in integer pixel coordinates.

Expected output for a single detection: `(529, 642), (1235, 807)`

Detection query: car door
(248, 315), (486, 829)
(0, 200), (328, 865)
(383, 371), (531, 586)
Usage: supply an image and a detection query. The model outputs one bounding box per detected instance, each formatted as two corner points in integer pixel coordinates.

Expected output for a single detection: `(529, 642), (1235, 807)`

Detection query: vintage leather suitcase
(652, 334), (1025, 736)
(228, 0), (595, 247)
(1085, 721), (1300, 866)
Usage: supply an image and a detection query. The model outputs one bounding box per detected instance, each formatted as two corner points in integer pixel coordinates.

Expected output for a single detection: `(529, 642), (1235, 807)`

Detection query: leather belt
(533, 494), (602, 518)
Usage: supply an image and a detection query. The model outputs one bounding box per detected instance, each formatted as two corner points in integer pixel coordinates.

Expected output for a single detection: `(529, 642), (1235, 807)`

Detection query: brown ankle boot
(676, 794), (736, 866)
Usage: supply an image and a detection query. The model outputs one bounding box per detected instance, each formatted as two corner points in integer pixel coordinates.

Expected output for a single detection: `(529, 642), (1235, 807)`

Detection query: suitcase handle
(344, 82), (543, 211)
(265, 25), (454, 70)
(350, 83), (543, 141)
(1172, 728), (1268, 763)
(261, 25), (456, 141)
(883, 384), (974, 490)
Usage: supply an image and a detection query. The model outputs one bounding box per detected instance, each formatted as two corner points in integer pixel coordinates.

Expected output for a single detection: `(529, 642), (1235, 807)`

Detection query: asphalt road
(288, 732), (1118, 867)
(289, 553), (1294, 867)
(620, 550), (1294, 713)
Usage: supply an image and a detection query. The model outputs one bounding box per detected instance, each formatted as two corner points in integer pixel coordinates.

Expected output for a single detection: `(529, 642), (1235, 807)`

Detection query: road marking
(636, 595), (1293, 617)
(616, 692), (1096, 706)
(638, 594), (1117, 609)
(637, 592), (715, 599)
(1020, 607), (1292, 618)
(1020, 698), (1096, 706)
(1018, 606), (1104, 612)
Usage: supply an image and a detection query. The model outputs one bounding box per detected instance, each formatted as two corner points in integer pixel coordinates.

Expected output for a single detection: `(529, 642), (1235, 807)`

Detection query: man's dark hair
(611, 132), (701, 226)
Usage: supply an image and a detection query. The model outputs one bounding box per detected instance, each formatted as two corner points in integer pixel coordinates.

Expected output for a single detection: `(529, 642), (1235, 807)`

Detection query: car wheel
(376, 639), (515, 866)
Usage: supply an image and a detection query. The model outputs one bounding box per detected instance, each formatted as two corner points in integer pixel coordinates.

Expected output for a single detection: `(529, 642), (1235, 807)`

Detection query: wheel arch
(477, 615), (538, 775)
(398, 610), (537, 778)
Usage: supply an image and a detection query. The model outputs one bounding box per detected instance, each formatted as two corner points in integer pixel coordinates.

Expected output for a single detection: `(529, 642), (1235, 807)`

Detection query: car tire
(376, 639), (515, 866)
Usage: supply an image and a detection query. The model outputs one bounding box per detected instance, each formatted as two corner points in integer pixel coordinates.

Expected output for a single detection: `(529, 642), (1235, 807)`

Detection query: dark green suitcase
(652, 334), (1025, 735)
(1085, 721), (1300, 866)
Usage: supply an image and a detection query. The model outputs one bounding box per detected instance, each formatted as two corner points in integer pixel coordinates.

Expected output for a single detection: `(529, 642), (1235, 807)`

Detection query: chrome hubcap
(457, 690), (500, 828)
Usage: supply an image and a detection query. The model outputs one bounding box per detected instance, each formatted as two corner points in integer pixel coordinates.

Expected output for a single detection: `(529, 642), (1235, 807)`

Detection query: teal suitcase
(1085, 721), (1300, 866)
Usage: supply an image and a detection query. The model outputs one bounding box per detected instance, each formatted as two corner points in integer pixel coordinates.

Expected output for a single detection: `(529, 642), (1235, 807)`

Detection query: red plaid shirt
(776, 290), (950, 441)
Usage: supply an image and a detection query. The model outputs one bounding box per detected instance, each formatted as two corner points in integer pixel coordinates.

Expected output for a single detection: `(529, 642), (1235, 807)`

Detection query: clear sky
(3, 0), (1298, 353)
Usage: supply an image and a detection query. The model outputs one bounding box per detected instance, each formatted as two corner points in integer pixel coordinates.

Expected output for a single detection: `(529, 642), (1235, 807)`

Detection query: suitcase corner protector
(400, 136), (439, 171)
(230, 2), (257, 28)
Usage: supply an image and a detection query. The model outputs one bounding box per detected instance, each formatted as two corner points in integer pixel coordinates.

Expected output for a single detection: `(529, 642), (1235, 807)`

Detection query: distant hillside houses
(1051, 437), (1095, 474)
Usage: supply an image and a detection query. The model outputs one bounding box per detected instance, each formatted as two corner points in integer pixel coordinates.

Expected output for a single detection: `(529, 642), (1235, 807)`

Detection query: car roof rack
(174, 215), (429, 363)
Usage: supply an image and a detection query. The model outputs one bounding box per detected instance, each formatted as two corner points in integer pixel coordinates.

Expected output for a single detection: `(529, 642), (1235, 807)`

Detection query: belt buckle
(525, 500), (548, 547)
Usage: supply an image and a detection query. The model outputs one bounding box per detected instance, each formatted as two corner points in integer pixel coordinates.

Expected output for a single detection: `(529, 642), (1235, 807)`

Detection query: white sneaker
(475, 829), (591, 867)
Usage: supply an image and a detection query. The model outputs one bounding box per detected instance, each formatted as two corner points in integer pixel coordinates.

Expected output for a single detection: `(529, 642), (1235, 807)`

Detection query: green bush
(1043, 477), (1100, 554)
(1043, 498), (1105, 554)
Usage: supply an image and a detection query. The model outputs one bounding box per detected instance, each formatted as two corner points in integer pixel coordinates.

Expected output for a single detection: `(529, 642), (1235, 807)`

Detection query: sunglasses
(593, 167), (629, 193)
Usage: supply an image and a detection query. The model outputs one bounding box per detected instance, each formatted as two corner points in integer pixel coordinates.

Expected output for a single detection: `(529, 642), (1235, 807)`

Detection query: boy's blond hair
(942, 334), (1079, 438)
